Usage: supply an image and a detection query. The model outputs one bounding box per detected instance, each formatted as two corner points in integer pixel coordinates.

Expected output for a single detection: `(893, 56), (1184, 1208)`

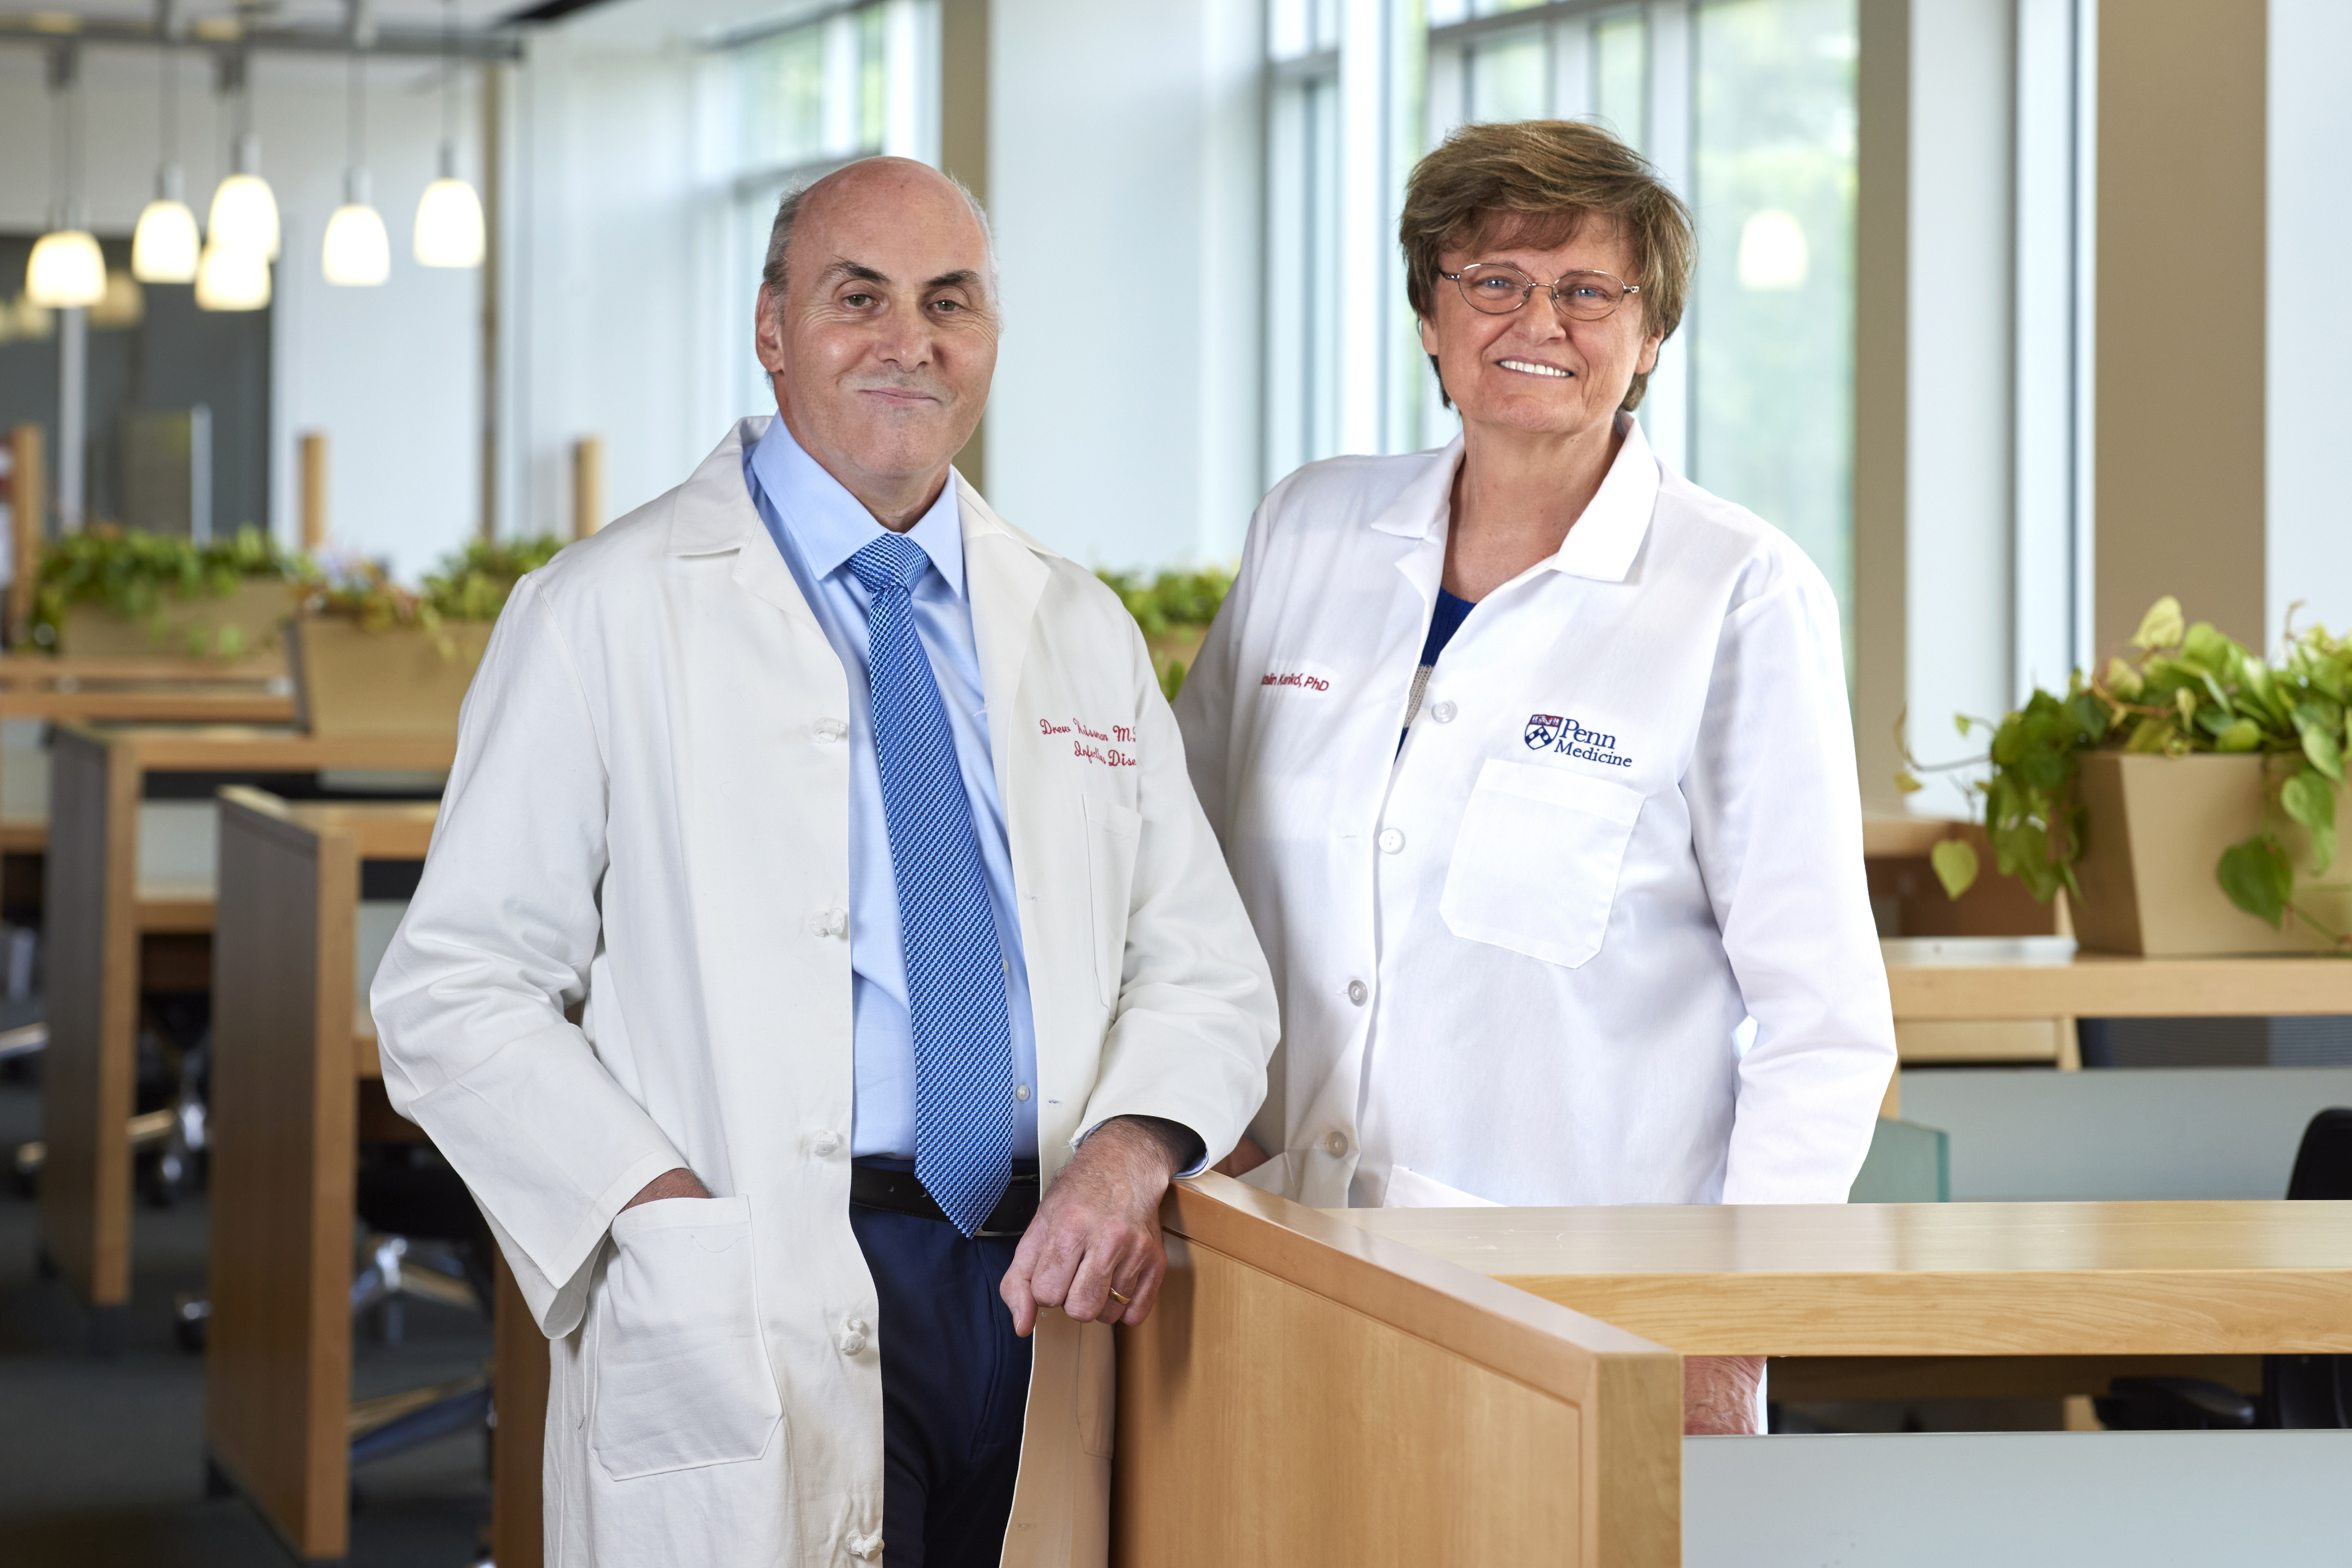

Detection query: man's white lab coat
(1174, 416), (1895, 1211)
(372, 418), (1276, 1567)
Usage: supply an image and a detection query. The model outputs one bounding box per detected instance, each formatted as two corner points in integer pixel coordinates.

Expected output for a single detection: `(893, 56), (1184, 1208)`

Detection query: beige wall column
(8, 424), (44, 645)
(571, 437), (605, 542)
(299, 433), (329, 554)
(2094, 1), (2267, 652)
(940, 0), (990, 497)
(1852, 0), (1909, 808)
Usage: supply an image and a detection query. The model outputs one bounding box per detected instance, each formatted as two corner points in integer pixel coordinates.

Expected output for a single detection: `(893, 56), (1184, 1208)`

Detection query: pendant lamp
(324, 32), (389, 286)
(194, 236), (270, 311)
(413, 0), (484, 268)
(207, 51), (280, 262)
(28, 43), (106, 311)
(133, 32), (199, 284)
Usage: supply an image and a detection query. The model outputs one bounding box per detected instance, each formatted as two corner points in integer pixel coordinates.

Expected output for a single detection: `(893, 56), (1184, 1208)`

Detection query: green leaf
(2181, 621), (2237, 673)
(2132, 596), (2185, 650)
(2104, 657), (2145, 700)
(2281, 767), (2337, 875)
(2213, 718), (2262, 752)
(1894, 770), (1924, 795)
(2217, 835), (2294, 927)
(2302, 722), (2345, 784)
(1952, 712), (1972, 738)
(1930, 838), (1980, 901)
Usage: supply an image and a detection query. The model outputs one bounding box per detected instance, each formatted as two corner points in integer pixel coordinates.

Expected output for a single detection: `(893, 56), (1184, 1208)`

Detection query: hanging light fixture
(28, 43), (106, 311)
(323, 4), (390, 286)
(205, 49), (280, 261)
(194, 237), (270, 311)
(133, 7), (200, 285)
(413, 0), (484, 268)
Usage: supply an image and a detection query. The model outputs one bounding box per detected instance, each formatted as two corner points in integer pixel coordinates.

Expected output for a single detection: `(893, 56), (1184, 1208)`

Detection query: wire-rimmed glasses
(1439, 263), (1642, 321)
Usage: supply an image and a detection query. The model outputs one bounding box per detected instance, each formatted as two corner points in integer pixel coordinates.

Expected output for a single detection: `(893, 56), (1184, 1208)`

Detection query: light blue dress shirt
(745, 417), (1040, 1160)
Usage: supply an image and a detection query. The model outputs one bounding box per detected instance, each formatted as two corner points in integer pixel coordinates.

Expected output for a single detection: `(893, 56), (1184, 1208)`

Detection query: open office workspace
(1, 0), (2348, 1565)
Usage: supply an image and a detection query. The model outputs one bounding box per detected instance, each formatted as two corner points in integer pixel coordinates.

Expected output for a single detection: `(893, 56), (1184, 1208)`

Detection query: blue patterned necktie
(846, 532), (1015, 1237)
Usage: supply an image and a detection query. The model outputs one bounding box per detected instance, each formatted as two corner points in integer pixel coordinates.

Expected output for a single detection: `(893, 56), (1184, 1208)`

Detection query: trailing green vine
(1901, 597), (2350, 947)
(306, 535), (565, 652)
(30, 524), (302, 657)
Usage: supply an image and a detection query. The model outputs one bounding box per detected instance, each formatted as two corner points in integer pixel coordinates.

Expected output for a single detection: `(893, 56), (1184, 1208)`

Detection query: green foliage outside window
(1902, 596), (2351, 947)
(1097, 567), (1234, 701)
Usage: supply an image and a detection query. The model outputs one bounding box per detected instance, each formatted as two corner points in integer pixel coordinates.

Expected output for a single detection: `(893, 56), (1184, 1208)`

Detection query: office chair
(2094, 1107), (2352, 1431)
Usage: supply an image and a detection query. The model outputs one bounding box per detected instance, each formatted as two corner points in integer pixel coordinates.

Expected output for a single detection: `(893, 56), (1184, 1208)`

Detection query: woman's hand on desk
(622, 1167), (714, 1209)
(1212, 1135), (1272, 1179)
(1684, 1355), (1766, 1435)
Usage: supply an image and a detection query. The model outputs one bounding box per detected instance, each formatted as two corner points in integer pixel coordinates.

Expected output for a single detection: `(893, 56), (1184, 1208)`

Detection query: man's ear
(754, 284), (786, 373)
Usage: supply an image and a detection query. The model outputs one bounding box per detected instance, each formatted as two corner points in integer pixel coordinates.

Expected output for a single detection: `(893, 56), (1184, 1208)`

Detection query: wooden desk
(1334, 1200), (2352, 1359)
(1117, 1175), (1680, 1566)
(40, 725), (453, 1333)
(208, 791), (461, 1561)
(0, 657), (296, 857)
(1886, 935), (2352, 1072)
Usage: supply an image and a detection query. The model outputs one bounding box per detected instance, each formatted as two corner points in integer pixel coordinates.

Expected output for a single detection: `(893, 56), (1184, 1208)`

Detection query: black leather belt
(850, 1161), (1040, 1237)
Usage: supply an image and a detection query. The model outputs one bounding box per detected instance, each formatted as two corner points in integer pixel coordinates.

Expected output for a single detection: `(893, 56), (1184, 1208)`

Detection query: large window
(721, 0), (939, 416)
(1266, 0), (1859, 638)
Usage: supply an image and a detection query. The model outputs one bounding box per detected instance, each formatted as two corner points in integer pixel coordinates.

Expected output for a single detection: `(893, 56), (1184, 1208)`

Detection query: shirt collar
(1374, 411), (1660, 585)
(746, 413), (967, 597)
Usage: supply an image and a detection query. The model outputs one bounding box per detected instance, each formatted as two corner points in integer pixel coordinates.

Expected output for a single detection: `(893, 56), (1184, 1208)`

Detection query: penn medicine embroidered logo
(1524, 713), (1634, 768)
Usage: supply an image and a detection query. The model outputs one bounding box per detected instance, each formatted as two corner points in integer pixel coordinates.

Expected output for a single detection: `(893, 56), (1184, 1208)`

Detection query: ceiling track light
(28, 41), (105, 311)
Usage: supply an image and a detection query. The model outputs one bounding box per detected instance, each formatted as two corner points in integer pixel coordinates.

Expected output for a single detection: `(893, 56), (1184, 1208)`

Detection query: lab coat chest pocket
(1439, 760), (1644, 968)
(1082, 796), (1142, 1008)
(590, 1195), (783, 1480)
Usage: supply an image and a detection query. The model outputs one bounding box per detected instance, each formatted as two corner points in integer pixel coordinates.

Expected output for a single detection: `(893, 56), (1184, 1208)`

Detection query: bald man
(374, 158), (1276, 1567)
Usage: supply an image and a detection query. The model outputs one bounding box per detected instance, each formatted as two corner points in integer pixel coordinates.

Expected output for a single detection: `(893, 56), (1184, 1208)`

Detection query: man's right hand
(623, 1167), (713, 1210)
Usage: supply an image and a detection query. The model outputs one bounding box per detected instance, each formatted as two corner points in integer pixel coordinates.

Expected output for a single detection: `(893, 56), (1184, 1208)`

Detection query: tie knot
(848, 532), (930, 596)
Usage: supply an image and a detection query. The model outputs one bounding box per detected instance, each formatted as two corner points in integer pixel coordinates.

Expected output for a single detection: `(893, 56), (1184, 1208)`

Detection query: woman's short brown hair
(1400, 120), (1693, 412)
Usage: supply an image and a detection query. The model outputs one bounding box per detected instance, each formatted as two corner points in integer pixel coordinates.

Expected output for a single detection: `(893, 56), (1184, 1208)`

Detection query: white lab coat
(1174, 417), (1894, 1211)
(372, 418), (1276, 1568)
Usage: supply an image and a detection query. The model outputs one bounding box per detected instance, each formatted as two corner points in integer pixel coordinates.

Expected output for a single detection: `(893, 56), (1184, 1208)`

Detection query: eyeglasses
(1439, 263), (1642, 321)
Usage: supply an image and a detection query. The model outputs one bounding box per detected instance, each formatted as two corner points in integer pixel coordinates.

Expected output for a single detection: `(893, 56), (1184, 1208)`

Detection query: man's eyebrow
(924, 268), (982, 292)
(820, 260), (889, 286)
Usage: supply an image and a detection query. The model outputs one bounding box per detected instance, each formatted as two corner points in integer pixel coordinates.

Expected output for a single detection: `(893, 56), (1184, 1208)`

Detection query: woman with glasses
(1173, 120), (1895, 1434)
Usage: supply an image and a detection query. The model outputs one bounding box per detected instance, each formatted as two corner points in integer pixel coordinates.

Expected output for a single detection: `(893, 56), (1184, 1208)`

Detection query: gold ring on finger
(1108, 1288), (1132, 1306)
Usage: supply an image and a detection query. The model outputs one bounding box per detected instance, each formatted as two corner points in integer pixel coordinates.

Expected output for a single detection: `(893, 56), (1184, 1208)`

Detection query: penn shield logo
(1525, 712), (1635, 769)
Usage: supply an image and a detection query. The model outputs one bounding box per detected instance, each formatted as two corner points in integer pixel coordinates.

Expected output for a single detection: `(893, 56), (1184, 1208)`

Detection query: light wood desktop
(40, 725), (454, 1333)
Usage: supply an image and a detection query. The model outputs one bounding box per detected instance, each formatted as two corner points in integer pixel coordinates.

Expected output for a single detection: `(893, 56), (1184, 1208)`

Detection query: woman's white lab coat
(372, 419), (1276, 1567)
(1174, 415), (1895, 1210)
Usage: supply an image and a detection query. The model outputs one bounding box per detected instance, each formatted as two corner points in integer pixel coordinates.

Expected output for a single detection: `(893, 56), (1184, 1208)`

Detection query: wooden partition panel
(1115, 1176), (1681, 1568)
(38, 728), (138, 1316)
(207, 795), (358, 1560)
(494, 1253), (550, 1568)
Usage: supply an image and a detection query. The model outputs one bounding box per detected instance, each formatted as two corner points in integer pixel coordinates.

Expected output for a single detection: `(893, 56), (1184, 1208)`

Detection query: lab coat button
(839, 1318), (871, 1355)
(1014, 1083), (1031, 1102)
(812, 1130), (842, 1157)
(1430, 699), (1458, 723)
(1325, 1131), (1350, 1157)
(812, 718), (848, 743)
(810, 908), (848, 939)
(1346, 979), (1368, 1006)
(848, 1531), (884, 1559)
(1377, 828), (1405, 854)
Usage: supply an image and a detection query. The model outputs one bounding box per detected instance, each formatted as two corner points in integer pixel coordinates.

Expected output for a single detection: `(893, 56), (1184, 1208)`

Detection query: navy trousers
(849, 1161), (1034, 1568)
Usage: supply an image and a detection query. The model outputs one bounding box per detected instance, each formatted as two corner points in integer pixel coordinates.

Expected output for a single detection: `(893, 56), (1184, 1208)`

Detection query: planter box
(288, 617), (494, 739)
(60, 578), (297, 660)
(2071, 752), (2352, 956)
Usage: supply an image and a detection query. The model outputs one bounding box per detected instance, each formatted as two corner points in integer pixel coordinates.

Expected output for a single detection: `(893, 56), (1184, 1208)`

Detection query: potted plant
(1903, 597), (2350, 956)
(289, 535), (563, 739)
(30, 524), (302, 660)
(1097, 566), (1232, 700)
